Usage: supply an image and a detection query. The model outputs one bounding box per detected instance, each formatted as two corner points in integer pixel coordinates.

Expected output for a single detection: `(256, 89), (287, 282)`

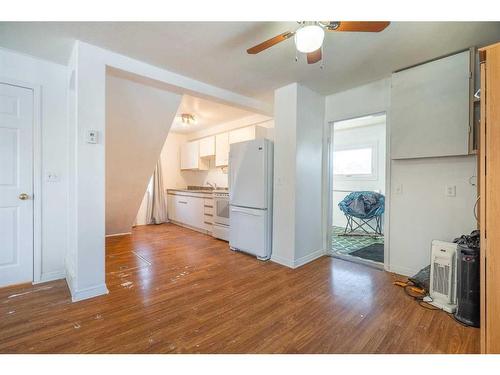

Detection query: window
(333, 144), (377, 179)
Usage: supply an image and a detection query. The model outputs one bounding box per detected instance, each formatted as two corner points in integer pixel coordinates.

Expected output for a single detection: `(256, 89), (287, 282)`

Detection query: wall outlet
(446, 185), (456, 197)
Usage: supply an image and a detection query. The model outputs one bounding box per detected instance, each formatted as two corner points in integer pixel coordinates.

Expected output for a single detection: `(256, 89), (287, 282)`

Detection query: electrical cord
(401, 281), (476, 328)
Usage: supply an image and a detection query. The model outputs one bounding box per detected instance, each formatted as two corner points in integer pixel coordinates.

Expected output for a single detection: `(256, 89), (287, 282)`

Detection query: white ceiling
(170, 94), (257, 134)
(1, 22), (500, 101)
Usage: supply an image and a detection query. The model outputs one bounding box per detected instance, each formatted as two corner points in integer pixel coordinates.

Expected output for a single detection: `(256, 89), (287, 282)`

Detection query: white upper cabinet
(181, 125), (269, 170)
(391, 51), (470, 159)
(199, 136), (215, 158)
(228, 125), (268, 145)
(229, 126), (256, 144)
(215, 132), (229, 167)
(180, 140), (208, 170)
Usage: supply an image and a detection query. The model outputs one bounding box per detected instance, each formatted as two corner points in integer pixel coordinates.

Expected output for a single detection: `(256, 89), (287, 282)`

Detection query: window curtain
(146, 160), (168, 225)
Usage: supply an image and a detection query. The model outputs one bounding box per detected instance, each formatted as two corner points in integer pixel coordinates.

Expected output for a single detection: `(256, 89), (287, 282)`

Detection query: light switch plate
(86, 130), (98, 144)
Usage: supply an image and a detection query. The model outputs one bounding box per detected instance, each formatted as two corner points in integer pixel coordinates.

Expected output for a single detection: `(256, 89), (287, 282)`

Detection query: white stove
(212, 190), (229, 241)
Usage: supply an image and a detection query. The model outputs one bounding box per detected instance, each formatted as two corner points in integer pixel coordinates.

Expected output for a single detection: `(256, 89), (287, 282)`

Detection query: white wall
(160, 132), (189, 189)
(331, 120), (386, 228)
(66, 44), (78, 292)
(106, 74), (181, 235)
(271, 84), (297, 266)
(67, 41), (270, 301)
(389, 156), (476, 276)
(325, 78), (477, 276)
(294, 84), (326, 262)
(0, 47), (68, 283)
(272, 83), (325, 268)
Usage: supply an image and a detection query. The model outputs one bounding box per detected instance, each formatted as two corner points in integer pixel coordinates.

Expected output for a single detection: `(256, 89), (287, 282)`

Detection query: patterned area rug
(331, 226), (384, 262)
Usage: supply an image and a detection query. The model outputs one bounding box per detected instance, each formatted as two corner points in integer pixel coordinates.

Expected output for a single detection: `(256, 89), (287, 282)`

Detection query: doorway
(0, 82), (34, 287)
(328, 113), (387, 268)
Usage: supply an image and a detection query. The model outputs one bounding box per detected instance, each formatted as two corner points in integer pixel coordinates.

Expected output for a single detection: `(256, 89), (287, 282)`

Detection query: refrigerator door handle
(230, 207), (262, 216)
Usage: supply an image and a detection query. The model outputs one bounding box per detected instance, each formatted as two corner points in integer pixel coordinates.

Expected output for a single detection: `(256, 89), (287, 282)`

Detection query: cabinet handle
(179, 201), (188, 204)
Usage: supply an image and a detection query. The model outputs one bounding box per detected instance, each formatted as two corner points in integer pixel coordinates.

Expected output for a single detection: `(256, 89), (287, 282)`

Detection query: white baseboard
(65, 277), (109, 303)
(169, 220), (210, 235)
(271, 249), (326, 269)
(271, 254), (295, 268)
(33, 270), (66, 284)
(293, 248), (326, 268)
(388, 264), (419, 277)
(105, 232), (131, 238)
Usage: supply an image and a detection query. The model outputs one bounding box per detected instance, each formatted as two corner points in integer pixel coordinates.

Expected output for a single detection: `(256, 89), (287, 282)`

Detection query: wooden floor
(0, 223), (479, 353)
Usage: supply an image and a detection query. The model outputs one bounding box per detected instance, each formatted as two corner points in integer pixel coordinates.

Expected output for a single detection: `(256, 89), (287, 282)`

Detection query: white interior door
(0, 83), (34, 287)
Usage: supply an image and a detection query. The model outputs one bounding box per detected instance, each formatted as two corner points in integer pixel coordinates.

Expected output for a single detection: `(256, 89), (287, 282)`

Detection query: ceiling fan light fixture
(294, 24), (325, 53)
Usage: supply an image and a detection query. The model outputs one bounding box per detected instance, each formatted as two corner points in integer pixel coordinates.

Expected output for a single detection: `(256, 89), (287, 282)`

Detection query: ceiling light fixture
(179, 113), (197, 125)
(294, 24), (325, 53)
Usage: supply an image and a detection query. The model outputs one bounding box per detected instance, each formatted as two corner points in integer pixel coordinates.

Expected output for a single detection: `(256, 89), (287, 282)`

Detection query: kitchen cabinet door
(229, 126), (256, 144)
(180, 141), (199, 170)
(215, 132), (229, 166)
(174, 195), (190, 223)
(391, 50), (470, 159)
(199, 136), (215, 157)
(187, 196), (205, 229)
(180, 141), (208, 170)
(169, 194), (206, 230)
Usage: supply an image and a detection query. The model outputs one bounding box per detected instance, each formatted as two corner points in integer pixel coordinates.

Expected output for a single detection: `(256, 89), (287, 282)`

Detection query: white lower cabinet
(167, 192), (212, 233)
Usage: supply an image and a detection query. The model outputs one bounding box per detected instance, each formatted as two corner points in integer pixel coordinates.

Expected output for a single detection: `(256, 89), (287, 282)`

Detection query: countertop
(166, 188), (228, 196)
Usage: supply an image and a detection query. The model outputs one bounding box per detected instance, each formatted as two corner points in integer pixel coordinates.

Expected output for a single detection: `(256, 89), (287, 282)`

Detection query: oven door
(214, 197), (230, 226)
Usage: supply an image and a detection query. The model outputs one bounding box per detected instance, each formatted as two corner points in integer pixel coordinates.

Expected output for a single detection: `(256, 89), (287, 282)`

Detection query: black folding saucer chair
(338, 191), (385, 237)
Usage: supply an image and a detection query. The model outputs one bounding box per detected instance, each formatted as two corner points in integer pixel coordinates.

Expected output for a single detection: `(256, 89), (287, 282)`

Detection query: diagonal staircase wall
(105, 74), (181, 235)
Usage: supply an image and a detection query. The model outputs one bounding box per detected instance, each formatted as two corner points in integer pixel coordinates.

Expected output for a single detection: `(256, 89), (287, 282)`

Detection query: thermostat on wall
(86, 130), (98, 144)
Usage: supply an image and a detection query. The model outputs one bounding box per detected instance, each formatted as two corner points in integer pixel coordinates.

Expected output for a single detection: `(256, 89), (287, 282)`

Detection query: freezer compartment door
(229, 139), (269, 209)
(229, 206), (270, 259)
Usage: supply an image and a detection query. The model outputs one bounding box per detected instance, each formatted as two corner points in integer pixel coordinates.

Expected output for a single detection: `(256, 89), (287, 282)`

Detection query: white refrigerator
(229, 138), (273, 260)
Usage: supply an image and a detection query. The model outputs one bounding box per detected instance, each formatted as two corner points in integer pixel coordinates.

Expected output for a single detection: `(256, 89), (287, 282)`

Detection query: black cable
(400, 281), (476, 327)
(403, 283), (425, 301)
(447, 312), (473, 328)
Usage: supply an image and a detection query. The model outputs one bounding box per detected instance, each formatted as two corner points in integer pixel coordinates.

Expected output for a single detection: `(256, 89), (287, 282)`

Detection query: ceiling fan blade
(247, 31), (295, 54)
(326, 21), (390, 32)
(307, 48), (322, 64)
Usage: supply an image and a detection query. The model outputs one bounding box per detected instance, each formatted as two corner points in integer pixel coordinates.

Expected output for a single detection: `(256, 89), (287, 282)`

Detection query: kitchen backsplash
(180, 163), (229, 188)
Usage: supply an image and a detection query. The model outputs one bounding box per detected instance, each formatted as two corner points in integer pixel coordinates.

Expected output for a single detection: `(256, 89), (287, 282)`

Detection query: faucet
(206, 182), (217, 190)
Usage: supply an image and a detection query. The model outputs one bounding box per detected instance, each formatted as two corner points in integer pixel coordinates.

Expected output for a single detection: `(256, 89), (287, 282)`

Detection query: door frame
(326, 111), (391, 271)
(0, 76), (42, 284)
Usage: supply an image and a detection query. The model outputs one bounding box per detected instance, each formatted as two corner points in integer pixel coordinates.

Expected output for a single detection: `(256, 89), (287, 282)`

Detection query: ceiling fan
(247, 21), (390, 65)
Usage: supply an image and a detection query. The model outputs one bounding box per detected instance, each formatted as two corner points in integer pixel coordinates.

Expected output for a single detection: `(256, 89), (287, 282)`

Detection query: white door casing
(0, 83), (34, 287)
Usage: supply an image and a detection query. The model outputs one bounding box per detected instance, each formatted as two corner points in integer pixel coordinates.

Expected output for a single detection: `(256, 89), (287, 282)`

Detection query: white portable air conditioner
(423, 240), (458, 313)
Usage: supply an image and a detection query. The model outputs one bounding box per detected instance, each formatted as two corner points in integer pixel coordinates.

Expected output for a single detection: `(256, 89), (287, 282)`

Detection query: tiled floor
(331, 226), (384, 262)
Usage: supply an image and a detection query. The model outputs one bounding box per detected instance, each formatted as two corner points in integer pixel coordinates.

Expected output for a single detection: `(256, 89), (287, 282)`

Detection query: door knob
(18, 193), (30, 200)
